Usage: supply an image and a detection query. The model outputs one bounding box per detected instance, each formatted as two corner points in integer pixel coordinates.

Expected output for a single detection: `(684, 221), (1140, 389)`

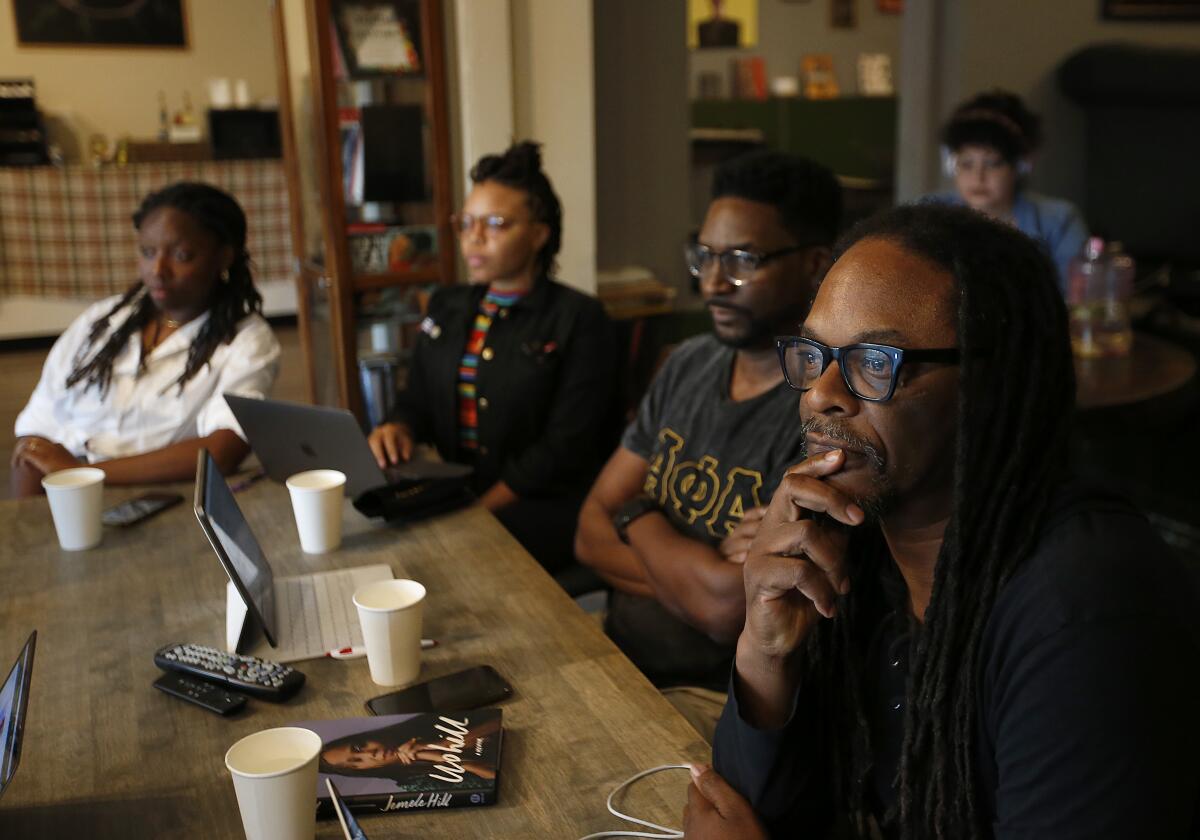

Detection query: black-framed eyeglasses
(685, 240), (808, 285)
(451, 213), (525, 235)
(776, 336), (961, 402)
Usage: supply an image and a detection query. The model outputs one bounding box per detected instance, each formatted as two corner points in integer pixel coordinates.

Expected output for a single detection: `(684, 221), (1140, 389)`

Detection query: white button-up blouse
(14, 295), (281, 462)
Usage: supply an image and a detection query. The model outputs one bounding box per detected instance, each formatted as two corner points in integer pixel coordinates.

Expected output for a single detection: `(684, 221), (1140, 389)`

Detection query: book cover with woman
(296, 709), (503, 815)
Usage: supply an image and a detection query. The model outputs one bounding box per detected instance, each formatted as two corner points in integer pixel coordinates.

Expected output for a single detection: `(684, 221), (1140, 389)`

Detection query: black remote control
(154, 643), (305, 701)
(153, 672), (247, 716)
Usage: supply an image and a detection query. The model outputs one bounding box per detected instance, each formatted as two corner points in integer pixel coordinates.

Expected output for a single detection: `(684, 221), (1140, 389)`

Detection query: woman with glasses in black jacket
(367, 142), (616, 573)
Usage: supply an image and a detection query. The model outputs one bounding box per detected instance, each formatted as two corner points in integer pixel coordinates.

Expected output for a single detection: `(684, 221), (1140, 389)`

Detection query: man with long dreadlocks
(12, 182), (280, 497)
(684, 203), (1200, 839)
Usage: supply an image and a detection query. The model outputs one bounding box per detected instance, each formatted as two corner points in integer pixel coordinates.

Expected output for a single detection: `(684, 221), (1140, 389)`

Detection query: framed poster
(13, 0), (187, 48)
(687, 0), (758, 50)
(831, 0), (858, 28)
(1102, 0), (1200, 18)
(331, 0), (424, 77)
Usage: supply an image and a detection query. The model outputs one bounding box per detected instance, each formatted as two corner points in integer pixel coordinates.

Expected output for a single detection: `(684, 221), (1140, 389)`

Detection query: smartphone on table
(102, 492), (184, 527)
(365, 665), (513, 715)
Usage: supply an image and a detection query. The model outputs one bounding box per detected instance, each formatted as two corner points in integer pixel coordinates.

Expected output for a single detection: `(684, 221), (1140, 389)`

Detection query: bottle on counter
(157, 91), (169, 142)
(1101, 242), (1135, 356)
(1067, 236), (1134, 358)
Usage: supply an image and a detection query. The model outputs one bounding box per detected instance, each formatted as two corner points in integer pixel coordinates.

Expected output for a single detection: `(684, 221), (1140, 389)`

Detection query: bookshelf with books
(287, 0), (455, 416)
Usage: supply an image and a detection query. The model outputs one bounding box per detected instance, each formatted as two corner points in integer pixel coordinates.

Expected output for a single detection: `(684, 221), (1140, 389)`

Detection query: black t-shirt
(608, 334), (806, 690)
(714, 480), (1200, 838)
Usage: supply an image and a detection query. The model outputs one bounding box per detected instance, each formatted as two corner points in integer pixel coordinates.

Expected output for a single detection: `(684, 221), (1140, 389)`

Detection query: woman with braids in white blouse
(11, 182), (280, 497)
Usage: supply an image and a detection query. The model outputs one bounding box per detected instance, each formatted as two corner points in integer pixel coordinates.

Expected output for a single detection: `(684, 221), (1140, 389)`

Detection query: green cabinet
(691, 97), (897, 184)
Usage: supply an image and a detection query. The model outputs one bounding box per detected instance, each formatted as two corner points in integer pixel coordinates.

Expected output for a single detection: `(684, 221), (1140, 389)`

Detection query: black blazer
(387, 278), (617, 498)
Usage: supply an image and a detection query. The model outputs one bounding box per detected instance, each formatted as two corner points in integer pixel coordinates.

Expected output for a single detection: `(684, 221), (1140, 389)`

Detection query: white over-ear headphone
(941, 146), (1032, 179)
(940, 146), (956, 179)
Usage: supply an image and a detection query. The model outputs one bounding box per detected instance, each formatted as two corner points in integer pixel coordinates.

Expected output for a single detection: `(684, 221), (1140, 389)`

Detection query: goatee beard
(800, 416), (896, 521)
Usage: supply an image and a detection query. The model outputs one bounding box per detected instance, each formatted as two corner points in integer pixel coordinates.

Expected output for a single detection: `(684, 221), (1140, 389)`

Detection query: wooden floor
(0, 323), (307, 499)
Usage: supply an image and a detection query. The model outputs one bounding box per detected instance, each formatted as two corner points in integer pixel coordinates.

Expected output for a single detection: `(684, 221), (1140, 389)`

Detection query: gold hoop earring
(220, 269), (231, 283)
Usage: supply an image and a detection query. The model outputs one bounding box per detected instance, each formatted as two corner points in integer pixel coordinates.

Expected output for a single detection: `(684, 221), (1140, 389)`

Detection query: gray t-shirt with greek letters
(607, 333), (807, 690)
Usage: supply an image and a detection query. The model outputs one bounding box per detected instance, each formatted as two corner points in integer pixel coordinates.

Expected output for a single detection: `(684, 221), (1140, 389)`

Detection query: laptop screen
(0, 631), (36, 802)
(199, 450), (276, 642)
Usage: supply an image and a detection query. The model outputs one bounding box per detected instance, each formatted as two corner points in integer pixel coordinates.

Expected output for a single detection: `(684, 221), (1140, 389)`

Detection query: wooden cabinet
(273, 0), (454, 416)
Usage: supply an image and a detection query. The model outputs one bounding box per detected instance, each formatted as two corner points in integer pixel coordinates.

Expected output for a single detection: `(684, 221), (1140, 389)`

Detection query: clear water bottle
(1098, 242), (1134, 357)
(1067, 237), (1133, 358)
(1068, 237), (1106, 358)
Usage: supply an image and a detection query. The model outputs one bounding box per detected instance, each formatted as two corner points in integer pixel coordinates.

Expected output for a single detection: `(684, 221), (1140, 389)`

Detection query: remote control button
(154, 642), (304, 702)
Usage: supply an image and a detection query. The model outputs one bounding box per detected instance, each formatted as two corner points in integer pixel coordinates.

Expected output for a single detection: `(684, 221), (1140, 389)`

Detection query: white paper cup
(41, 467), (105, 551)
(353, 579), (426, 686)
(286, 470), (346, 554)
(225, 727), (322, 840)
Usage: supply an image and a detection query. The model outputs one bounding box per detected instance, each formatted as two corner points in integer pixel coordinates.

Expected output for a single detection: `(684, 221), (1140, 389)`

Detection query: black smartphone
(102, 492), (184, 527)
(365, 665), (513, 715)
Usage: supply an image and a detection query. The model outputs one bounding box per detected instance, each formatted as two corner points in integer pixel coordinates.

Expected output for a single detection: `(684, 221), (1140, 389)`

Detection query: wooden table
(1075, 332), (1197, 411)
(0, 482), (707, 837)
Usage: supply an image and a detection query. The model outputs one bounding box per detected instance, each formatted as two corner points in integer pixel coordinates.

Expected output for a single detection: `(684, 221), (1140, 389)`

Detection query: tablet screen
(0, 631), (36, 802)
(196, 450), (276, 643)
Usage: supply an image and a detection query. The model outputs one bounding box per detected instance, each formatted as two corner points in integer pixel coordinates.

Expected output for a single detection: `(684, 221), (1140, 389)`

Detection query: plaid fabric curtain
(0, 161), (293, 298)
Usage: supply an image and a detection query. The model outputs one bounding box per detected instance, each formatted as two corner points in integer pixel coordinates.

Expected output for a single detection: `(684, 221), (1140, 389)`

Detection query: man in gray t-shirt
(612, 333), (805, 689)
(575, 151), (842, 739)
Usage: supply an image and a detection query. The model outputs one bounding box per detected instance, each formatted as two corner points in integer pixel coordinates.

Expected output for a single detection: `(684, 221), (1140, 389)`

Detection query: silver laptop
(224, 394), (471, 499)
(194, 449), (391, 663)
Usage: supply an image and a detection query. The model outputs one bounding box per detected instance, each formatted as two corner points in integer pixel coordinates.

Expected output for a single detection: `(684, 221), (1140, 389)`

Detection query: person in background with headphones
(931, 89), (1088, 285)
(10, 181), (280, 497)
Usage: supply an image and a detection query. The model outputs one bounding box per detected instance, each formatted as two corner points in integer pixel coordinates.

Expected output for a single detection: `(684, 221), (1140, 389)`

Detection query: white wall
(452, 0), (516, 188)
(594, 0), (690, 293)
(510, 0), (597, 294)
(0, 0), (295, 338)
(0, 282), (296, 341)
(898, 0), (1200, 204)
(0, 0), (278, 161)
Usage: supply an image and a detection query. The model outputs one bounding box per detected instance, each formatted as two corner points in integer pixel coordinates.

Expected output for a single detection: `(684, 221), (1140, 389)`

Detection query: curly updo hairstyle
(469, 141), (563, 278)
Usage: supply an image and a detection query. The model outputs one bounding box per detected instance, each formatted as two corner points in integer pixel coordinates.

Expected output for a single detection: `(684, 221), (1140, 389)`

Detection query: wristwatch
(613, 496), (660, 545)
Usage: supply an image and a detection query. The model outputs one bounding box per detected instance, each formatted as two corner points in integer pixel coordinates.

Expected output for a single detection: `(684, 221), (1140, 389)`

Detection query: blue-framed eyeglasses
(776, 336), (961, 402)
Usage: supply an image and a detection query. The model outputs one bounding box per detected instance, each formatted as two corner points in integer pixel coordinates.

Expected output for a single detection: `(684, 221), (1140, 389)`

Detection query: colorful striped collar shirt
(457, 287), (525, 451)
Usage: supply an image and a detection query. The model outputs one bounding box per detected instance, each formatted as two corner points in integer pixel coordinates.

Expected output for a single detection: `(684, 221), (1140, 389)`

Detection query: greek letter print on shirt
(644, 427), (766, 539)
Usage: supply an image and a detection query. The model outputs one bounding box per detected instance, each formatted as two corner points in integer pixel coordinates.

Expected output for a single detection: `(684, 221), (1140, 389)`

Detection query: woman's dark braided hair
(468, 141), (562, 277)
(64, 181), (263, 396)
(799, 202), (1075, 839)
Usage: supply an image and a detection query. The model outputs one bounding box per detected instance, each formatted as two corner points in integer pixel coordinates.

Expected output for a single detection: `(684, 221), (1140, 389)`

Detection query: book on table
(294, 709), (503, 817)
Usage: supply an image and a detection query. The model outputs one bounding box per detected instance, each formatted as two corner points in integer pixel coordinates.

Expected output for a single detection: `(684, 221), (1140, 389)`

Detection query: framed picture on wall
(13, 0), (188, 48)
(831, 0), (858, 29)
(1102, 0), (1200, 19)
(330, 0), (424, 77)
(687, 0), (759, 50)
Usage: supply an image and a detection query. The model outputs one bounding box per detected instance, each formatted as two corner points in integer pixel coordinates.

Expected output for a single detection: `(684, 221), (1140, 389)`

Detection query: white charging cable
(577, 763), (692, 840)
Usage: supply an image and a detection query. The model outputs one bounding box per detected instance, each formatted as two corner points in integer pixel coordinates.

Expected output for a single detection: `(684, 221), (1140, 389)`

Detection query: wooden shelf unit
(284, 0), (455, 417)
